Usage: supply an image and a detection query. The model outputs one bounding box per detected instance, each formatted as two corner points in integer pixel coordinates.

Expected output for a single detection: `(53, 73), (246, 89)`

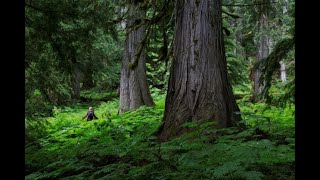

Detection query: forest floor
(25, 91), (295, 180)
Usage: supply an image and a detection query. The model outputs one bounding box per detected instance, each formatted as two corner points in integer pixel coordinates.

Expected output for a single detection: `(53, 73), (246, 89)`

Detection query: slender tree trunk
(82, 73), (94, 90)
(279, 61), (287, 82)
(158, 0), (241, 141)
(120, 7), (127, 29)
(119, 2), (154, 113)
(279, 0), (288, 83)
(232, 19), (244, 56)
(159, 22), (169, 88)
(161, 27), (168, 67)
(252, 11), (270, 101)
(283, 0), (288, 14)
(70, 49), (81, 100)
(71, 62), (81, 99)
(82, 64), (94, 90)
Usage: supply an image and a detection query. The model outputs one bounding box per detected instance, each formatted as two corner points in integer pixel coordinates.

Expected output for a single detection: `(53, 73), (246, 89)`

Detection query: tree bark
(158, 0), (241, 141)
(82, 74), (94, 90)
(283, 0), (288, 14)
(119, 1), (154, 113)
(279, 0), (288, 83)
(71, 62), (81, 100)
(70, 48), (81, 100)
(82, 64), (94, 90)
(252, 10), (270, 101)
(280, 61), (287, 82)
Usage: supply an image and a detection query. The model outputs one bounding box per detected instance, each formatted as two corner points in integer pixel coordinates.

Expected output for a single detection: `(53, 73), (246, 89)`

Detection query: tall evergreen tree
(119, 0), (154, 113)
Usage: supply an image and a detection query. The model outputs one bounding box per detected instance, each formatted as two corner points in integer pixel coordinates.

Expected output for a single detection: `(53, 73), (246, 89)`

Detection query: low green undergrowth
(25, 96), (294, 179)
(80, 89), (118, 101)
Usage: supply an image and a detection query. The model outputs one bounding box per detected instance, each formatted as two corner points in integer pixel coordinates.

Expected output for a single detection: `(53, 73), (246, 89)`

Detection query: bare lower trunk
(119, 2), (154, 113)
(158, 0), (240, 141)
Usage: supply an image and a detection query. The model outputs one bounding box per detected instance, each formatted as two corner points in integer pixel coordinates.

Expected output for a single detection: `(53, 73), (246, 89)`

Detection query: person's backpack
(87, 111), (94, 120)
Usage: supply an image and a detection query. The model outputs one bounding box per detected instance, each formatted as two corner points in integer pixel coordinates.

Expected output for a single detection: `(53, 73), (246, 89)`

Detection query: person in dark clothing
(82, 107), (98, 121)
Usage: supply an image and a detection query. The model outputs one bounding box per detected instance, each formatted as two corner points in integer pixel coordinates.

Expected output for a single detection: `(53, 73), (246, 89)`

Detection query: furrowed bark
(158, 0), (241, 141)
(119, 1), (154, 113)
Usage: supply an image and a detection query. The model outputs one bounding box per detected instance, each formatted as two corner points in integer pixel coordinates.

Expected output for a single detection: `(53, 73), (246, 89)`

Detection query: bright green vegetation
(25, 0), (295, 179)
(25, 92), (294, 180)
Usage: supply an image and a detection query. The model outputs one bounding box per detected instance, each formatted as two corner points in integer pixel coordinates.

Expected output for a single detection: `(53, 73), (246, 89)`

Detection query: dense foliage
(25, 0), (295, 179)
(26, 93), (294, 179)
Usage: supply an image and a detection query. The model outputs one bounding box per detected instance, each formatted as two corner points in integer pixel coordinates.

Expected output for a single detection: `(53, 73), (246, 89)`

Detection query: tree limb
(253, 36), (295, 101)
(25, 3), (78, 17)
(223, 1), (278, 7)
(222, 10), (241, 19)
(128, 25), (152, 70)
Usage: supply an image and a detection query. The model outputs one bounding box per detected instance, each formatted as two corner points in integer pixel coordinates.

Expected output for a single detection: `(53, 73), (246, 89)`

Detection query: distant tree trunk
(283, 0), (288, 14)
(158, 22), (169, 89)
(70, 50), (81, 100)
(252, 10), (270, 101)
(279, 61), (287, 82)
(71, 62), (81, 99)
(119, 1), (154, 113)
(161, 26), (168, 68)
(279, 0), (288, 83)
(82, 64), (94, 90)
(158, 0), (241, 141)
(120, 7), (127, 29)
(230, 18), (244, 56)
(82, 74), (94, 90)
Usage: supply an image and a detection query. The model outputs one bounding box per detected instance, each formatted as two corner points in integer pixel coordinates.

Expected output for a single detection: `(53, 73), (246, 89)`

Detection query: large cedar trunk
(252, 11), (270, 101)
(119, 2), (154, 113)
(158, 0), (241, 141)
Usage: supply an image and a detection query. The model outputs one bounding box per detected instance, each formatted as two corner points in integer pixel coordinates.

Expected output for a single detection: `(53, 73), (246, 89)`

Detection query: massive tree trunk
(119, 1), (154, 113)
(252, 9), (270, 101)
(158, 0), (241, 141)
